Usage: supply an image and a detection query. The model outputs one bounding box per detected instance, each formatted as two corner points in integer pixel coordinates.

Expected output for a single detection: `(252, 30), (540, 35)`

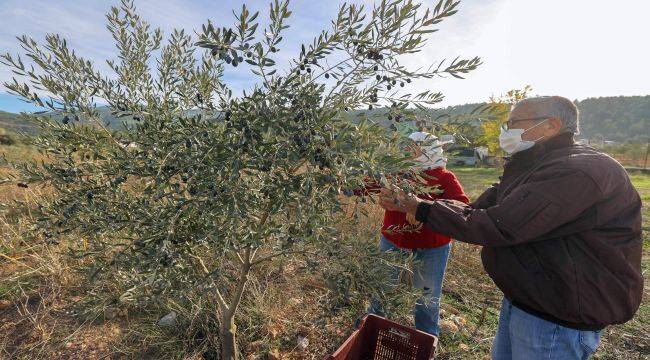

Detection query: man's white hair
(512, 96), (579, 134)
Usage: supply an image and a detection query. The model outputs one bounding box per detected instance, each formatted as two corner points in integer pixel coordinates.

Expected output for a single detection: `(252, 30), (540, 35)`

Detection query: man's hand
(379, 186), (421, 215)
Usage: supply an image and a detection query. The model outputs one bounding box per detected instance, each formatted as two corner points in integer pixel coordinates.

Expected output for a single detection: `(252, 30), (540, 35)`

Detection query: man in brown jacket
(379, 96), (643, 359)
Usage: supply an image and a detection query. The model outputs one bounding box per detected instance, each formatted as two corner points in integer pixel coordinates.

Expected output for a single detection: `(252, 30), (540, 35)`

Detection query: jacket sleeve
(414, 168), (602, 247)
(438, 172), (470, 204)
(471, 184), (498, 209)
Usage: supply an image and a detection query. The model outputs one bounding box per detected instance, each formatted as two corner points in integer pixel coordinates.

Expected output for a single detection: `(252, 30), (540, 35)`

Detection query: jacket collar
(506, 132), (575, 169)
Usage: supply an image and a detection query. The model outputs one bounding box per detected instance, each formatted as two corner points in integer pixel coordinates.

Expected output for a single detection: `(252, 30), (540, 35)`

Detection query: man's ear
(545, 117), (563, 136)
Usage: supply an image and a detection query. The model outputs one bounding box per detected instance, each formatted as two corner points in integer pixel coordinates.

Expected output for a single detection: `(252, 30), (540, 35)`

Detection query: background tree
(0, 0), (480, 358)
(476, 85), (532, 155)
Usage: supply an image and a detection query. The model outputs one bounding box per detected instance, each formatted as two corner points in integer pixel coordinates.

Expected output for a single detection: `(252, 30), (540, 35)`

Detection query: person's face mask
(499, 119), (548, 154)
(413, 145), (446, 169)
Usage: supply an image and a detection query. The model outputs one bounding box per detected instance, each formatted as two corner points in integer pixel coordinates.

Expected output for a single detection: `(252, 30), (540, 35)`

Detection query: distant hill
(0, 110), (39, 135)
(1, 95), (648, 142)
(574, 96), (650, 142)
(436, 96), (650, 142)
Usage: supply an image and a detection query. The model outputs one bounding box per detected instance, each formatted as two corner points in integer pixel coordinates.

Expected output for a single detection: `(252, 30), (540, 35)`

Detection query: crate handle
(388, 327), (411, 339)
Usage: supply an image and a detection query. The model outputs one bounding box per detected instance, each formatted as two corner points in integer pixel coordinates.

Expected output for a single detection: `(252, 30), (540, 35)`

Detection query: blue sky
(1, 0), (648, 113)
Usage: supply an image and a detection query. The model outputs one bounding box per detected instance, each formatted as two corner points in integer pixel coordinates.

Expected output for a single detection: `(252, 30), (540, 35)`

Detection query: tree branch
(225, 246), (251, 319)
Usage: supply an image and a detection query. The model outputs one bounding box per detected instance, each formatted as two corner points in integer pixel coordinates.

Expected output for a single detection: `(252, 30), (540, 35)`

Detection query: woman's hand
(378, 186), (421, 216)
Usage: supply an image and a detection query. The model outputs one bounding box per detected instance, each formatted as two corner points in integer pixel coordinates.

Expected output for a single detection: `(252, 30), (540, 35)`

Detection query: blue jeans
(367, 235), (451, 336)
(492, 298), (602, 360)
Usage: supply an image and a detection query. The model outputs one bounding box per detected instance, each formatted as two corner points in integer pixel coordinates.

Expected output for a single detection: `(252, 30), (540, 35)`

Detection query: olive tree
(1, 0), (479, 358)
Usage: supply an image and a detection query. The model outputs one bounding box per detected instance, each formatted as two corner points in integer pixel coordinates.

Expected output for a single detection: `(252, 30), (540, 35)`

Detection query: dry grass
(0, 144), (648, 359)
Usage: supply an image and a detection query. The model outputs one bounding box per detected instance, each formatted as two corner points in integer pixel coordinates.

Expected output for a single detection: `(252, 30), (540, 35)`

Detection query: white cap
(408, 131), (451, 147)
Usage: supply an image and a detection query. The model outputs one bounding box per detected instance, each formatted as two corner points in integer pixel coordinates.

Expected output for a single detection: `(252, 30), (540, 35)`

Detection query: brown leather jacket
(415, 133), (643, 330)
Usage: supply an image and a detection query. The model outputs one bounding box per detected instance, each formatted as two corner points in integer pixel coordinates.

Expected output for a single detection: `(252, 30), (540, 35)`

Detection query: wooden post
(644, 142), (649, 169)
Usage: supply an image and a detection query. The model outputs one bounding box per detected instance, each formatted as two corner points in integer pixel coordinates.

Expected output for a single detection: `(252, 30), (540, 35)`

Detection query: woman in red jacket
(367, 131), (469, 337)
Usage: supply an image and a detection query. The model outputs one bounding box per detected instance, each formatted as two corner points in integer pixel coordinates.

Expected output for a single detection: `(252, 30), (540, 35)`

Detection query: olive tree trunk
(217, 247), (252, 360)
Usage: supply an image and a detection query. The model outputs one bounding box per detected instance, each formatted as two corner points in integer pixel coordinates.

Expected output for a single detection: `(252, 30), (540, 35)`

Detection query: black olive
(391, 80), (396, 85)
(62, 116), (69, 124)
(387, 85), (392, 90)
(300, 64), (305, 70)
(376, 75), (381, 81)
(406, 78), (411, 83)
(324, 73), (329, 79)
(247, 51), (253, 57)
(400, 82), (405, 87)
(232, 60), (238, 67)
(306, 67), (312, 73)
(185, 139), (192, 148)
(17, 182), (28, 188)
(368, 105), (373, 110)
(373, 65), (378, 71)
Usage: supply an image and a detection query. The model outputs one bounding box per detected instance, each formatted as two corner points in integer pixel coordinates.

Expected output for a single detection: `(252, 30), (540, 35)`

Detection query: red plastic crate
(326, 314), (438, 360)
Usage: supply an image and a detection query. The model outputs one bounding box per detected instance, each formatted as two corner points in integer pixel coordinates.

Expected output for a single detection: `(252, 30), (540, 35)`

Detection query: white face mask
(413, 145), (447, 169)
(499, 119), (548, 154)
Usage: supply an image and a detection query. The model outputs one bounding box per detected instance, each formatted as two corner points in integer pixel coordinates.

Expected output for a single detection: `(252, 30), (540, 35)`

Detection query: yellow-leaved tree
(478, 86), (532, 155)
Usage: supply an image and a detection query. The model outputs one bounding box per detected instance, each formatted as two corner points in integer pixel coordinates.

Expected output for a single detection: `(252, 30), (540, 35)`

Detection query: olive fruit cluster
(296, 57), (318, 75)
(313, 147), (332, 170)
(210, 44), (245, 67)
(364, 48), (384, 61)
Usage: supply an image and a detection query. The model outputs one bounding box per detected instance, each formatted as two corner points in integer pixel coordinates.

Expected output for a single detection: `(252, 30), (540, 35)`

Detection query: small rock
(111, 325), (122, 335)
(104, 307), (119, 320)
(267, 349), (281, 360)
(65, 342), (74, 349)
(439, 319), (459, 334)
(157, 311), (177, 326)
(297, 336), (309, 351)
(0, 299), (11, 310)
(248, 340), (265, 353)
(446, 305), (460, 315)
(289, 297), (302, 306)
(459, 343), (470, 351)
(452, 315), (467, 326)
